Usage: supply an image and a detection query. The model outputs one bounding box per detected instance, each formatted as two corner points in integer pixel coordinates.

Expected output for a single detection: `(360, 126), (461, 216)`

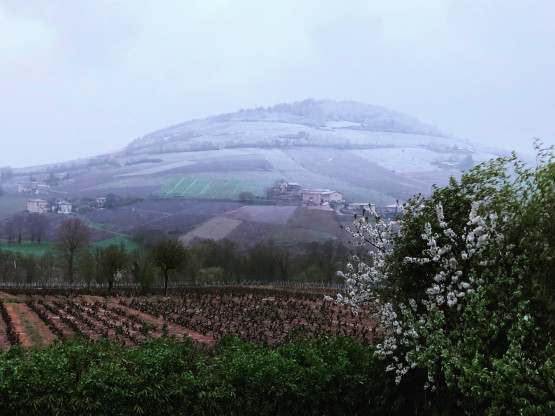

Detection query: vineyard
(157, 177), (275, 199)
(0, 286), (376, 350)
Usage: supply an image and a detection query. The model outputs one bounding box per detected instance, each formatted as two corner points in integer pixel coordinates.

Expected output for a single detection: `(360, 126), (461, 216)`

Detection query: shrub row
(0, 334), (419, 416)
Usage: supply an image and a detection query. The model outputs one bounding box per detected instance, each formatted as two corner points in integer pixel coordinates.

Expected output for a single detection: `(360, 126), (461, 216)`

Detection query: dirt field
(180, 216), (243, 244)
(225, 205), (298, 225)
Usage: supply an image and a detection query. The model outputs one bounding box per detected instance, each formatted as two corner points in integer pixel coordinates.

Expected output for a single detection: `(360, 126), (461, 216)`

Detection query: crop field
(225, 205), (298, 225)
(0, 286), (376, 350)
(86, 206), (170, 233)
(180, 216), (243, 244)
(157, 177), (275, 199)
(82, 199), (243, 239)
(270, 207), (351, 245)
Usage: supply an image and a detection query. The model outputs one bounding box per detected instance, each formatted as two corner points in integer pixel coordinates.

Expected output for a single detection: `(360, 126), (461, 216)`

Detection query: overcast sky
(1, 0), (554, 168)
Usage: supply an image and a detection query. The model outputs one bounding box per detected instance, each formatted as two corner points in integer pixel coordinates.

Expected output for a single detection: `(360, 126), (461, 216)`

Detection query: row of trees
(1, 213), (48, 244)
(1, 215), (352, 291)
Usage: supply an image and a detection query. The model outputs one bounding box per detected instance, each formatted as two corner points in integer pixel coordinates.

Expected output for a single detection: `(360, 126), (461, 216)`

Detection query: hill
(12, 100), (500, 202)
(0, 99), (506, 246)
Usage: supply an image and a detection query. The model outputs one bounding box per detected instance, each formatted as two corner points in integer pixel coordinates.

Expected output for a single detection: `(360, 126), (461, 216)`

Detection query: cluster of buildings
(342, 202), (403, 215)
(18, 182), (49, 194)
(26, 199), (72, 214)
(26, 196), (107, 215)
(300, 189), (343, 206)
(276, 180), (401, 214)
(273, 180), (344, 207)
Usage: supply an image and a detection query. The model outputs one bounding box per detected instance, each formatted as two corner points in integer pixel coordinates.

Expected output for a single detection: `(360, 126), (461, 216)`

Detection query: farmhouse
(95, 197), (107, 208)
(301, 189), (343, 206)
(27, 199), (50, 214)
(18, 182), (49, 194)
(285, 182), (301, 192)
(18, 183), (38, 194)
(274, 180), (302, 194)
(54, 200), (73, 214)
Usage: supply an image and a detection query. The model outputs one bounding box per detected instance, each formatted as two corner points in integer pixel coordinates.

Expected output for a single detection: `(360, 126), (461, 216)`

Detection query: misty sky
(1, 0), (554, 168)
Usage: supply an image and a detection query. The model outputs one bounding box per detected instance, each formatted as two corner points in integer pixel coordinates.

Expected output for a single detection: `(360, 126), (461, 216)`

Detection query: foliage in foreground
(337, 143), (555, 415)
(0, 334), (424, 416)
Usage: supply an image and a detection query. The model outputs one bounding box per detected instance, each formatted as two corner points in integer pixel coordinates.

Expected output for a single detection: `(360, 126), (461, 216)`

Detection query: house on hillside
(18, 183), (38, 194)
(285, 182), (301, 192)
(300, 189), (343, 206)
(27, 199), (50, 214)
(95, 196), (107, 208)
(375, 203), (404, 214)
(342, 202), (374, 214)
(54, 200), (72, 214)
(18, 182), (49, 194)
(274, 180), (302, 194)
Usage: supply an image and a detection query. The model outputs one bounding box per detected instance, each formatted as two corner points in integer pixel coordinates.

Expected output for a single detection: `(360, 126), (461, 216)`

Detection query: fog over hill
(115, 99), (502, 203)
(0, 99), (509, 246)
(5, 99), (505, 207)
(130, 99), (446, 150)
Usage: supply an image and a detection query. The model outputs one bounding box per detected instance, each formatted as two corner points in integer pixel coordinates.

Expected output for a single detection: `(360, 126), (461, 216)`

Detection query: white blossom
(335, 197), (507, 388)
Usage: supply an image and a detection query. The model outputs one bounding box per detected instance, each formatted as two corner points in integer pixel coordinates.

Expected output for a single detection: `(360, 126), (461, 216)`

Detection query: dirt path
(3, 303), (32, 348)
(0, 315), (9, 350)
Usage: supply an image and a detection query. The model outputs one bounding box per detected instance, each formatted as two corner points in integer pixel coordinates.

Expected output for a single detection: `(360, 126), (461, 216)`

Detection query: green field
(157, 177), (275, 199)
(0, 241), (56, 257)
(89, 236), (140, 252)
(0, 237), (139, 257)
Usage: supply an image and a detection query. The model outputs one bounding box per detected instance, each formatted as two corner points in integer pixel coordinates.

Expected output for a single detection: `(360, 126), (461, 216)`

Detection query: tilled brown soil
(0, 289), (377, 350)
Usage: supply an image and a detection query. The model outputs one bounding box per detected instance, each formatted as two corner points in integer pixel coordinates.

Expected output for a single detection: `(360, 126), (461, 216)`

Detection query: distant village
(265, 180), (402, 215)
(19, 179), (107, 214)
(20, 177), (400, 216)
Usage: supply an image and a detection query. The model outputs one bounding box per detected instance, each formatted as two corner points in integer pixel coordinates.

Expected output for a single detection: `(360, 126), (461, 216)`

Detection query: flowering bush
(337, 142), (554, 414)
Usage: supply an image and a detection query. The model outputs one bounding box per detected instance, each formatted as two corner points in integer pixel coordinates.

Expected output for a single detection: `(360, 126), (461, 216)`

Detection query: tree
(28, 213), (47, 244)
(98, 244), (128, 290)
(246, 242), (278, 281)
(10, 214), (25, 245)
(336, 143), (554, 414)
(130, 249), (157, 295)
(23, 254), (38, 283)
(104, 193), (118, 209)
(56, 218), (90, 283)
(151, 239), (187, 296)
(196, 266), (225, 284)
(39, 250), (56, 284)
(239, 191), (255, 202)
(79, 250), (97, 288)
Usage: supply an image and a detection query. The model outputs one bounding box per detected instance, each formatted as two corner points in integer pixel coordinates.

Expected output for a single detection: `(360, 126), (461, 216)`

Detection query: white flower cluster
(113, 269), (126, 283)
(335, 207), (397, 313)
(336, 199), (508, 388)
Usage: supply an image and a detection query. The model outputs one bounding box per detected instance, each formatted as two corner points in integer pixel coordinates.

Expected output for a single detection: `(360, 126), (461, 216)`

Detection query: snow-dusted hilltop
(128, 99), (449, 152)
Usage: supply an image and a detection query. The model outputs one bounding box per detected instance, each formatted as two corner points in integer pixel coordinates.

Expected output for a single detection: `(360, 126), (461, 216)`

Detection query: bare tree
(28, 213), (47, 244)
(56, 218), (90, 283)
